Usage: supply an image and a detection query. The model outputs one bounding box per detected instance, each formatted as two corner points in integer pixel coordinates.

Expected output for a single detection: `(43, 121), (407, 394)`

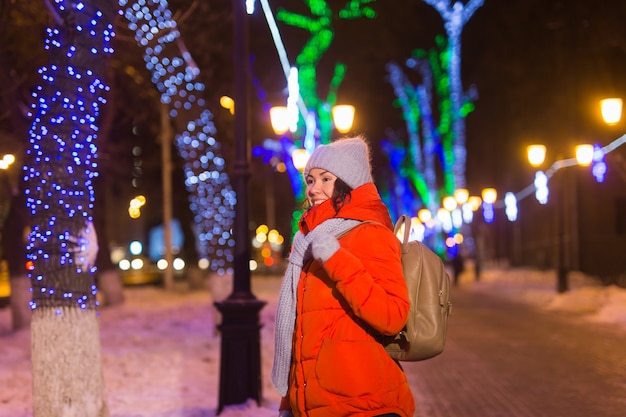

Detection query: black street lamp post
(215, 0), (266, 414)
(556, 173), (569, 293)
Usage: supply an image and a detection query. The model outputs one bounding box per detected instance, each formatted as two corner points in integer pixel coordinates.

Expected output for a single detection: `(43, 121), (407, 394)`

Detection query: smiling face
(305, 168), (337, 207)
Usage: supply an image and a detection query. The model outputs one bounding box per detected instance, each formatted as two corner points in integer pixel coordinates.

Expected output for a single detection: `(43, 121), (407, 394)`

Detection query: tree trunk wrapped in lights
(119, 0), (236, 275)
(25, 1), (116, 415)
(380, 0), (483, 256)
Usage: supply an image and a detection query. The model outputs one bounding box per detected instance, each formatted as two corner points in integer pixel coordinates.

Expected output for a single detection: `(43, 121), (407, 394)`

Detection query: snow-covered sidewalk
(465, 265), (626, 327)
(1, 266), (625, 417)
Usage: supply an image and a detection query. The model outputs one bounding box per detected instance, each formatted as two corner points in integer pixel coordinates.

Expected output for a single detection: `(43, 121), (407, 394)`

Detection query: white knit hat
(304, 136), (373, 189)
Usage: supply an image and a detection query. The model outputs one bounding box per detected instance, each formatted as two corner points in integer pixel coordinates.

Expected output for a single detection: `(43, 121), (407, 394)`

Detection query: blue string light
(592, 144), (606, 183)
(24, 0), (116, 310)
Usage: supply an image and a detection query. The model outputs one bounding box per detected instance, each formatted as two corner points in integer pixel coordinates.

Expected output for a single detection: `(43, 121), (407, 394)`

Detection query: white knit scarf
(271, 217), (361, 396)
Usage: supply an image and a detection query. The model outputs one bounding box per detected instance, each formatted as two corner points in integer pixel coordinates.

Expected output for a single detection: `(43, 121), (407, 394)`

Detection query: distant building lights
(172, 258), (185, 271)
(119, 259), (131, 271)
(197, 258), (209, 269)
(130, 258), (143, 270)
(129, 241), (143, 255)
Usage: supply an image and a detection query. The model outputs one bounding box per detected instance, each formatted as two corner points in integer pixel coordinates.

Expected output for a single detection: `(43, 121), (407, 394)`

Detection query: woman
(272, 136), (415, 417)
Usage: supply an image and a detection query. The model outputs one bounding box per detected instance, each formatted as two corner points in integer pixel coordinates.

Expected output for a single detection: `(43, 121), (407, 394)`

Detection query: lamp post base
(215, 296), (267, 415)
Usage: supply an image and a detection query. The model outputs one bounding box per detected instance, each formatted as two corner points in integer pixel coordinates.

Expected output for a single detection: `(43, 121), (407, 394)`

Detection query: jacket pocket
(316, 339), (384, 397)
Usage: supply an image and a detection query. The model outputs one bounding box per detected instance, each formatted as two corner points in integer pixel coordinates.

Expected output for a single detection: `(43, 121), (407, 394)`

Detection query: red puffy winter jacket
(280, 183), (415, 417)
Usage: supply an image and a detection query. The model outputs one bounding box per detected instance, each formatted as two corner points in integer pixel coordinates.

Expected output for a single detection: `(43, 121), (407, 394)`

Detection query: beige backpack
(382, 215), (452, 361)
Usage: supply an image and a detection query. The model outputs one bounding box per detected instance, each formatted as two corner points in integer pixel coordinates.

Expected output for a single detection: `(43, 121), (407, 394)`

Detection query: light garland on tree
(120, 0), (236, 274)
(379, 0), (483, 256)
(423, 0), (484, 189)
(25, 0), (116, 310)
(383, 36), (476, 255)
(256, 0), (375, 235)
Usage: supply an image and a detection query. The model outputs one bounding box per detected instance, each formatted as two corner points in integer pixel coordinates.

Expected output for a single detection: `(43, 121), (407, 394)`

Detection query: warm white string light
(120, 0), (236, 274)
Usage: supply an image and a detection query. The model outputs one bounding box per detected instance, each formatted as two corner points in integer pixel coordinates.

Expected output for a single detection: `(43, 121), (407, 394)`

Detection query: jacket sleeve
(319, 223), (409, 335)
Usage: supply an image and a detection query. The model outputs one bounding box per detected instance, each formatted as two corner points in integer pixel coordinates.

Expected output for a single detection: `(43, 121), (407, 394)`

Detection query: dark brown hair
(330, 177), (352, 214)
(303, 177), (353, 214)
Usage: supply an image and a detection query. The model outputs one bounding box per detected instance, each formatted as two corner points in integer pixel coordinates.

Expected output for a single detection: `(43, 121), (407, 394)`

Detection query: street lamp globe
(467, 196), (482, 211)
(0, 154), (15, 170)
(575, 144), (594, 166)
(600, 98), (622, 125)
(291, 148), (309, 172)
(442, 196), (457, 211)
(332, 104), (355, 134)
(270, 106), (290, 135)
(481, 188), (497, 204)
(417, 208), (432, 223)
(454, 188), (469, 204)
(527, 144), (546, 167)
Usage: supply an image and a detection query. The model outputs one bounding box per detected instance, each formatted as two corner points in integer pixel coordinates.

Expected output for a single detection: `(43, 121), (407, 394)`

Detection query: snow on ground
(1, 266), (625, 417)
(466, 265), (626, 326)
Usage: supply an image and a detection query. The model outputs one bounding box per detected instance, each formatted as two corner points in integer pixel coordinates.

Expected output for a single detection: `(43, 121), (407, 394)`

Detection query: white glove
(310, 232), (340, 262)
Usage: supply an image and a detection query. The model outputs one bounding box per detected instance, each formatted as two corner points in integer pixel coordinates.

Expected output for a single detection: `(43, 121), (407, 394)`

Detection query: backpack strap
(393, 215), (412, 249)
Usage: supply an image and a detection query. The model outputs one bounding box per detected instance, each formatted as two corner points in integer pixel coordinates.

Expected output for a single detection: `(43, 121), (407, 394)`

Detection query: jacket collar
(299, 183), (394, 234)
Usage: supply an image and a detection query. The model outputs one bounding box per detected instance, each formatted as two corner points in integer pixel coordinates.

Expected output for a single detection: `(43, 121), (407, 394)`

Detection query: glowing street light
(291, 148), (309, 172)
(0, 154), (15, 170)
(417, 208), (432, 223)
(481, 188), (497, 204)
(575, 144), (594, 166)
(269, 106), (290, 135)
(442, 196), (458, 211)
(271, 104), (355, 136)
(332, 104), (355, 133)
(600, 98), (622, 125)
(219, 95), (235, 115)
(527, 144), (547, 167)
(454, 188), (469, 205)
(467, 196), (482, 211)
